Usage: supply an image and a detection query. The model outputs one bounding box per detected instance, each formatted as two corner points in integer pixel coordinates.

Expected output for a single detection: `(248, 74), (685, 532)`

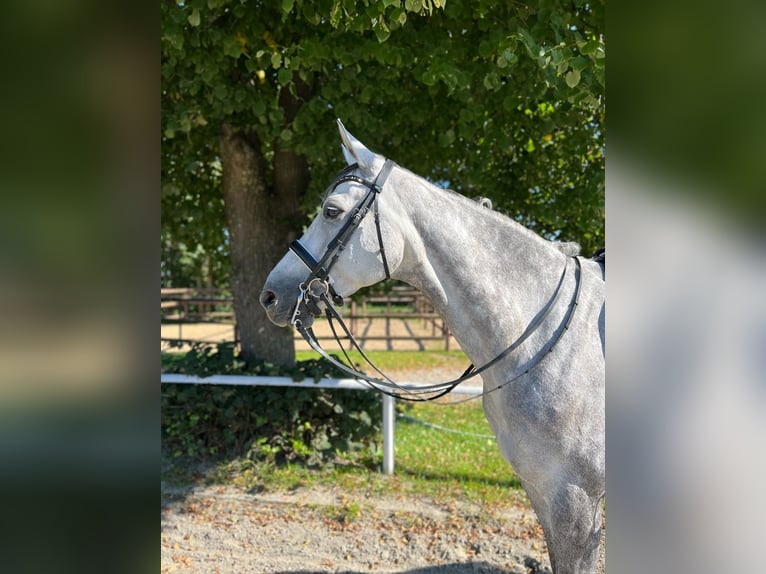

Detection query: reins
(287, 160), (584, 402)
(295, 256), (582, 403)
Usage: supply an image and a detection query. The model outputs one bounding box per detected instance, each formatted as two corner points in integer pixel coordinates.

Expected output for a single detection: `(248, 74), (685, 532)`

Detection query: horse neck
(390, 176), (568, 365)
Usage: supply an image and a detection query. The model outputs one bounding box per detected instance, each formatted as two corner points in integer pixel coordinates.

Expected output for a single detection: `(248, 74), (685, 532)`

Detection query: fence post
(382, 394), (395, 475)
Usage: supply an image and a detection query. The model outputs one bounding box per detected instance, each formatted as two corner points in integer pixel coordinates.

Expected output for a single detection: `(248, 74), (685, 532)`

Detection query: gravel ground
(161, 483), (558, 574)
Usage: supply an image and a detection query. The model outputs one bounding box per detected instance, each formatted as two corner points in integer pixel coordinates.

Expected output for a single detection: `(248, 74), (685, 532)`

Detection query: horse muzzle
(259, 288), (289, 327)
(260, 279), (339, 328)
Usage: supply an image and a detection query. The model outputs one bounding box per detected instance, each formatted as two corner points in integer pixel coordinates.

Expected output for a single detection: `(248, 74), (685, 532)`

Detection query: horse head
(260, 120), (405, 327)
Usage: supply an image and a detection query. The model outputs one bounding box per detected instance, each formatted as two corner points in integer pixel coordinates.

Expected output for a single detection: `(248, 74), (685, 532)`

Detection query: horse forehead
(321, 182), (368, 208)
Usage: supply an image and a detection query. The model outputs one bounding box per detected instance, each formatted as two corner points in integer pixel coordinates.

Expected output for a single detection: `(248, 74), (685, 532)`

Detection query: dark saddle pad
(590, 247), (605, 264)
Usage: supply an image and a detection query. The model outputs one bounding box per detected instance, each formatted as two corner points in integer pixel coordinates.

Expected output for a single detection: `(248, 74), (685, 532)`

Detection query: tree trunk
(219, 123), (301, 367)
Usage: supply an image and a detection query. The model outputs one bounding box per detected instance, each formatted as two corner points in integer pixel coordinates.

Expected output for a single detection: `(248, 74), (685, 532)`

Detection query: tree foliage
(161, 144), (228, 287)
(161, 0), (604, 292)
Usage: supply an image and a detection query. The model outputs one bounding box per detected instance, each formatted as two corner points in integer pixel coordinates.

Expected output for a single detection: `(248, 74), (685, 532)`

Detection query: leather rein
(287, 160), (583, 402)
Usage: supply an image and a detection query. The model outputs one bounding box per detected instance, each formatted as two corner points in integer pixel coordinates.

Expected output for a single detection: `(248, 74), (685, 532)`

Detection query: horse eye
(323, 205), (343, 220)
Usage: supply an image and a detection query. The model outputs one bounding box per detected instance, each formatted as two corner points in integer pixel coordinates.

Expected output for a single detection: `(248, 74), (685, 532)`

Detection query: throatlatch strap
(373, 198), (391, 279)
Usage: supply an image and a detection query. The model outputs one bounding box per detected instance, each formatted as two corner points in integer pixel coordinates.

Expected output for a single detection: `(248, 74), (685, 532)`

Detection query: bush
(161, 342), (382, 467)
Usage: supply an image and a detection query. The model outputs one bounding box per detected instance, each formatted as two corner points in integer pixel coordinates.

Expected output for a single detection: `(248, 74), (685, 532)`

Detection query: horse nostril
(259, 289), (277, 309)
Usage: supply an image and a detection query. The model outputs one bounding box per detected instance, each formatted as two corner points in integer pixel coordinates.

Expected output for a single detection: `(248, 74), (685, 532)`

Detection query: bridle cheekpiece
(288, 160), (395, 327)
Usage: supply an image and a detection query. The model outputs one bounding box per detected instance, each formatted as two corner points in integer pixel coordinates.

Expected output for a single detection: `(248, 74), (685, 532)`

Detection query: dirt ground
(160, 481), (560, 574)
(161, 316), (460, 354)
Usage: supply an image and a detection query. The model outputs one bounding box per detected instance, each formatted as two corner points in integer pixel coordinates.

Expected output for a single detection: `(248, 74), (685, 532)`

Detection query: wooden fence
(161, 285), (454, 351)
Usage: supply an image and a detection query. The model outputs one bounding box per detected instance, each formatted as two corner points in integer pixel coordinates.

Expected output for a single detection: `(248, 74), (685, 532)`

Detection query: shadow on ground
(275, 562), (549, 574)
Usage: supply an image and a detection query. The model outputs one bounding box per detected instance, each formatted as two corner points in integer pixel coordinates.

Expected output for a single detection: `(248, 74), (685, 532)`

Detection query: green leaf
(565, 69), (581, 88)
(391, 7), (407, 26)
(518, 28), (538, 57)
(330, 2), (342, 27)
(580, 39), (601, 55)
(374, 19), (390, 43)
(188, 8), (201, 27)
(503, 49), (517, 65)
(252, 99), (266, 116)
(503, 94), (518, 112)
(278, 68), (292, 85)
(438, 129), (456, 147)
(271, 52), (282, 68)
(224, 36), (242, 58)
(213, 84), (227, 100)
(282, 0), (295, 15)
(570, 56), (589, 72)
(483, 72), (501, 91)
(478, 40), (493, 59)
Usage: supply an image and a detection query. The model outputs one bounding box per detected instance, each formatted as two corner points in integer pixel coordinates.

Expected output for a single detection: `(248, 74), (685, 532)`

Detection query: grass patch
(295, 349), (468, 374)
(394, 400), (521, 504)
(163, 397), (524, 509)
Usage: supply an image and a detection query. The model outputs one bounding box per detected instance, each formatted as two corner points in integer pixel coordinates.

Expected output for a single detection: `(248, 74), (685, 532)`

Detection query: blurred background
(608, 0), (766, 571)
(0, 2), (156, 572)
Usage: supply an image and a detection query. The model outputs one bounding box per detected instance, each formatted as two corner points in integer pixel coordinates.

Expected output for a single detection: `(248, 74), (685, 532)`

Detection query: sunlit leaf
(565, 69), (581, 88)
(188, 8), (200, 27)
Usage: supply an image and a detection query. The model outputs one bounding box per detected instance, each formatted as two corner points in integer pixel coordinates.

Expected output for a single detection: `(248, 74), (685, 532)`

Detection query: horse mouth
(261, 298), (314, 329)
(286, 301), (314, 329)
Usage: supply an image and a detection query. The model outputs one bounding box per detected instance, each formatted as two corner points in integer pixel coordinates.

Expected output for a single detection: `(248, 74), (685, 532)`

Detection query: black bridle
(285, 160), (583, 402)
(288, 160), (395, 324)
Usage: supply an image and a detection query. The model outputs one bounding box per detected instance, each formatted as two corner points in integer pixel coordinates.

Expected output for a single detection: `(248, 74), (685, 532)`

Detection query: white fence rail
(160, 373), (482, 474)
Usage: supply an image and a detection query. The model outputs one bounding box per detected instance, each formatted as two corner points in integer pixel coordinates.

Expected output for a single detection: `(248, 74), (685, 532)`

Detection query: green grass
(161, 349), (524, 508)
(162, 398), (524, 509)
(396, 401), (520, 496)
(295, 349), (468, 374)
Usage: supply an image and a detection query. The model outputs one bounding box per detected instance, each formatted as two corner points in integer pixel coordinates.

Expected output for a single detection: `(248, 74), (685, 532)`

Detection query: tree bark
(219, 123), (301, 367)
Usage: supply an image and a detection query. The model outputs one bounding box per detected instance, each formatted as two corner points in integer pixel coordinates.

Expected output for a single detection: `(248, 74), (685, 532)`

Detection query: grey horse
(261, 120), (605, 574)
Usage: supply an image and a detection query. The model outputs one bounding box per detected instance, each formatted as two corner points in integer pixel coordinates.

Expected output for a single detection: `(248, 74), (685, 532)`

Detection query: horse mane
(553, 241), (581, 256)
(473, 196), (493, 209)
(439, 184), (584, 258)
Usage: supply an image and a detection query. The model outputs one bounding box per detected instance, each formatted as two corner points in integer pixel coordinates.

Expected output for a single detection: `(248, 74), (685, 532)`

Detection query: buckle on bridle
(289, 289), (306, 327)
(290, 278), (344, 328)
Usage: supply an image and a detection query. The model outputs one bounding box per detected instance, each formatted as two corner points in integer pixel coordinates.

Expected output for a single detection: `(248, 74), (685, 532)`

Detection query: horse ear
(337, 118), (380, 177)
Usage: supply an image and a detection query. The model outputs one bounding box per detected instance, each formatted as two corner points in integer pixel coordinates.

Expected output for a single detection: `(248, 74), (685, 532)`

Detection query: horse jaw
(336, 118), (385, 178)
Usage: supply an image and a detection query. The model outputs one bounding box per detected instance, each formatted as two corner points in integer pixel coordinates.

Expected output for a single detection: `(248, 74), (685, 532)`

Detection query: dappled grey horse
(261, 120), (605, 574)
